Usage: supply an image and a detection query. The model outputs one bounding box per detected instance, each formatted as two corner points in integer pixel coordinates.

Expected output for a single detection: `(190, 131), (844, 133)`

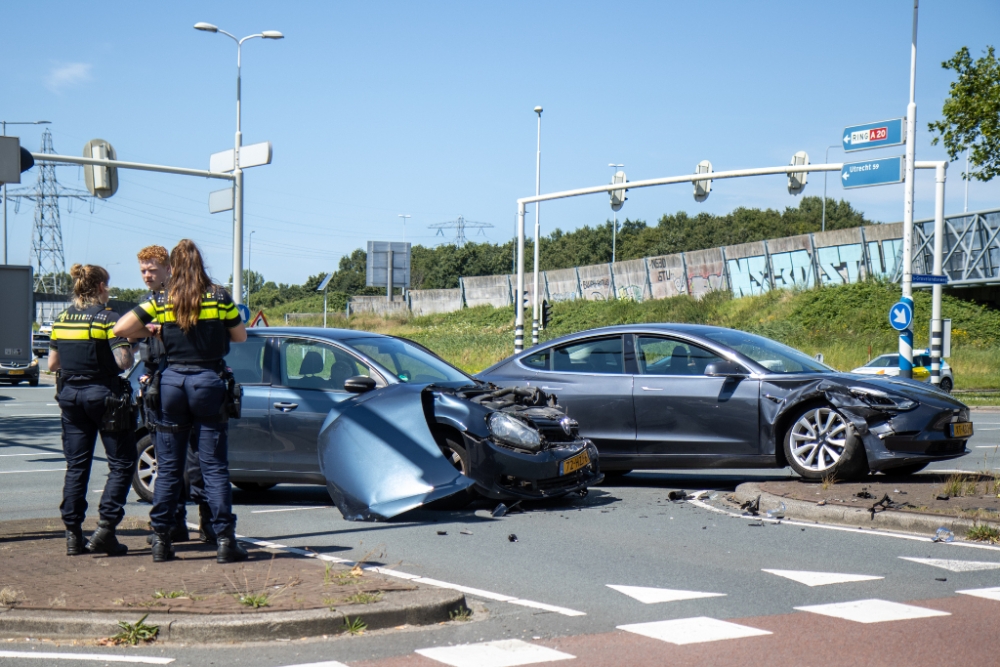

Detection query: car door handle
(273, 402), (298, 412)
(640, 387), (663, 391)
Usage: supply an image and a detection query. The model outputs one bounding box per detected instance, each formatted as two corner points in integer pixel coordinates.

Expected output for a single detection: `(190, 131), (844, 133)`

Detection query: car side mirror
(704, 361), (747, 378)
(344, 375), (376, 393)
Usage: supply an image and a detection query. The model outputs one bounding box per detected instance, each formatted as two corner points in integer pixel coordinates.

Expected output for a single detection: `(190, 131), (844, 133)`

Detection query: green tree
(928, 46), (1000, 181)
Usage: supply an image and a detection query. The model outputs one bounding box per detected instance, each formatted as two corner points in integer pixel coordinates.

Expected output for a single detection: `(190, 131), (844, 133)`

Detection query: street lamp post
(532, 106), (542, 346)
(398, 214), (410, 243)
(194, 22), (283, 305)
(821, 145), (839, 233)
(247, 230), (255, 308)
(898, 0), (919, 380)
(608, 163), (624, 263)
(2, 120), (51, 264)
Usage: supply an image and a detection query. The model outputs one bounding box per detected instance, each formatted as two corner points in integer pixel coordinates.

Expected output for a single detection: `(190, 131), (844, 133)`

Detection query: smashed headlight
(850, 386), (917, 411)
(488, 412), (542, 451)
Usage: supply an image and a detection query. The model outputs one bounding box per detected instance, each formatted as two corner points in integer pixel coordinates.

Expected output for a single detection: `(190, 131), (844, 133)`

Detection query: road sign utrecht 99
(841, 156), (903, 189)
(842, 118), (904, 152)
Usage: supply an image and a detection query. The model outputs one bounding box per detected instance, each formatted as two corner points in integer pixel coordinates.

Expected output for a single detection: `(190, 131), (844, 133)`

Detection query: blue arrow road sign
(842, 118), (904, 152)
(913, 274), (948, 285)
(237, 303), (251, 323)
(889, 301), (913, 331)
(842, 156), (903, 189)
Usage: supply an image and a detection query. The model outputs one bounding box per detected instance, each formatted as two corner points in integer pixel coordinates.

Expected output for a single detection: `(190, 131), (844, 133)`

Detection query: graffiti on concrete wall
(727, 256), (770, 297)
(868, 239), (902, 278)
(770, 249), (815, 289)
(817, 244), (864, 285)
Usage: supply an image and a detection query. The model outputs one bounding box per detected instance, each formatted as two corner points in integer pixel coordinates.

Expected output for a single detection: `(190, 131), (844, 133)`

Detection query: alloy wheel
(137, 442), (157, 495)
(789, 407), (849, 473)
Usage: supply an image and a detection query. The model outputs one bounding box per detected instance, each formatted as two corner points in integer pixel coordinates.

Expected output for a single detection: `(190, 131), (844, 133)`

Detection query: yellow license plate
(950, 422), (973, 437)
(7, 370), (24, 376)
(560, 450), (590, 476)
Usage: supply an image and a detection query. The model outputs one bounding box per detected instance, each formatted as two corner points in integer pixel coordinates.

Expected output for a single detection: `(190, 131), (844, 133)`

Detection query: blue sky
(2, 0), (998, 289)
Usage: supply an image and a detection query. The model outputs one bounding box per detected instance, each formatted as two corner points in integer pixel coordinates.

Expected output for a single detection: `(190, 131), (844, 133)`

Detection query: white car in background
(851, 350), (954, 392)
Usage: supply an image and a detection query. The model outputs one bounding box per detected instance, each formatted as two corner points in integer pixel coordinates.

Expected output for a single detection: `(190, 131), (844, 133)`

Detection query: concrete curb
(734, 482), (1000, 537)
(0, 588), (465, 643)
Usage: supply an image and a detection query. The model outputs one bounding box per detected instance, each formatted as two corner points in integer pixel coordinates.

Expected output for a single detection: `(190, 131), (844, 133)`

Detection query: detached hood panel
(317, 383), (474, 521)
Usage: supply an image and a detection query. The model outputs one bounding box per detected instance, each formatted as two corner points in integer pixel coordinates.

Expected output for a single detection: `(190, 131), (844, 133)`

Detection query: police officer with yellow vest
(115, 239), (248, 564)
(48, 264), (137, 556)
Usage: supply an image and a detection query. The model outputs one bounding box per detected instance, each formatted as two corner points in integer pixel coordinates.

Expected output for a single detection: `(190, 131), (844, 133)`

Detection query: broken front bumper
(463, 433), (603, 500)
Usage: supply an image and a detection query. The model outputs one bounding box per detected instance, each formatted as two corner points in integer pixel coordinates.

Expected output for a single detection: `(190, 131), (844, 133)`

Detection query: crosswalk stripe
(794, 598), (950, 623)
(617, 616), (771, 645)
(415, 639), (574, 667)
(899, 556), (1000, 572)
(606, 584), (726, 603)
(0, 651), (173, 664)
(956, 586), (1000, 601)
(761, 569), (883, 586)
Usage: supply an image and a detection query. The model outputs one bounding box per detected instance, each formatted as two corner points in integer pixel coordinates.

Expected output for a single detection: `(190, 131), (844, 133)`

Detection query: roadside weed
(820, 474), (839, 491)
(152, 589), (185, 600)
(0, 587), (23, 606)
(109, 614), (159, 645)
(966, 524), (1000, 544)
(345, 591), (382, 605)
(941, 474), (980, 497)
(343, 616), (367, 635)
(237, 592), (270, 609)
(449, 606), (473, 622)
(322, 596), (337, 610)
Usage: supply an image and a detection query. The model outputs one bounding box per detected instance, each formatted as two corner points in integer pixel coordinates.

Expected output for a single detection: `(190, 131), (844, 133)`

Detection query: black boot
(150, 532), (175, 563)
(66, 525), (85, 556)
(145, 521), (190, 545)
(198, 512), (217, 545)
(216, 528), (248, 564)
(86, 520), (128, 556)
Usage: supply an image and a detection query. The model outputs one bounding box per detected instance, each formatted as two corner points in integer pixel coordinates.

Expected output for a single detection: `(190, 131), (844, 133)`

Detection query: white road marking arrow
(762, 569), (883, 587)
(900, 557), (1000, 572)
(893, 307), (908, 325)
(607, 584), (726, 604)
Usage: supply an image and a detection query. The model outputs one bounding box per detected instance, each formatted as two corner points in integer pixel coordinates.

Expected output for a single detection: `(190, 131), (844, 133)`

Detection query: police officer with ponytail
(115, 239), (247, 563)
(49, 264), (137, 556)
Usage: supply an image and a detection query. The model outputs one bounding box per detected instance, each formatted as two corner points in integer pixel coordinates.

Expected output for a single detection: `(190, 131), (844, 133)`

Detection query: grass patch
(344, 591), (383, 605)
(107, 614), (159, 646)
(343, 616), (367, 635)
(821, 474), (839, 491)
(0, 587), (23, 606)
(449, 606), (473, 622)
(941, 474), (980, 498)
(966, 524), (1000, 544)
(152, 589), (185, 600)
(260, 281), (1000, 384)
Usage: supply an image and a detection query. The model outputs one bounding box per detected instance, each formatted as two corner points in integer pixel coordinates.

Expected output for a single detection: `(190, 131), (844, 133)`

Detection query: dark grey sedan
(476, 324), (973, 480)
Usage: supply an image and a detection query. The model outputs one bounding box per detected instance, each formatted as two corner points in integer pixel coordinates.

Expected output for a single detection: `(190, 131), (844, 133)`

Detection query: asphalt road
(1, 382), (999, 666)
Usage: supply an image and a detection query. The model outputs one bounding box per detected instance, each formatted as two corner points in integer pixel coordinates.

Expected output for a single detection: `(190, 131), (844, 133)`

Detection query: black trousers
(58, 382), (137, 528)
(147, 401), (208, 526)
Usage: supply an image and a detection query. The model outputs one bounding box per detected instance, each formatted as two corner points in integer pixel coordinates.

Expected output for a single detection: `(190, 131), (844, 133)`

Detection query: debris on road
(933, 527), (956, 543)
(741, 495), (761, 516)
(507, 534), (519, 542)
(667, 490), (689, 501)
(436, 531), (448, 536)
(460, 530), (473, 535)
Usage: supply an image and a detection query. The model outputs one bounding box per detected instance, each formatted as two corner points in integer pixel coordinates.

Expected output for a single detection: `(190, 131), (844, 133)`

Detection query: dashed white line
(0, 452), (63, 457)
(219, 527), (587, 617)
(250, 506), (332, 514)
(0, 467), (66, 475)
(0, 651), (173, 664)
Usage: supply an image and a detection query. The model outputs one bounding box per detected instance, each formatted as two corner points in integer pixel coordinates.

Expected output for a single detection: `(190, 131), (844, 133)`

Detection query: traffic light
(83, 139), (119, 199)
(693, 160), (712, 202)
(0, 138), (34, 184)
(787, 151), (809, 195)
(522, 290), (530, 309)
(541, 300), (553, 329)
(610, 170), (628, 211)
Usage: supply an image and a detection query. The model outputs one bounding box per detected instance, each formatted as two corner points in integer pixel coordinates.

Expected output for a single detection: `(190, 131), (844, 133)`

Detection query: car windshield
(701, 329), (832, 374)
(344, 337), (472, 385)
(864, 355), (897, 368)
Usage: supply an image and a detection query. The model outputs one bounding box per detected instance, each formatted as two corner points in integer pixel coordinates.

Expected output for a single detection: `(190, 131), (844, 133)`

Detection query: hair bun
(70, 263), (85, 280)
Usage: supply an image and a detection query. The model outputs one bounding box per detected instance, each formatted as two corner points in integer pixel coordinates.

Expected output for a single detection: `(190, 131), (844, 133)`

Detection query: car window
(701, 329), (831, 374)
(224, 336), (267, 385)
(279, 338), (370, 391)
(637, 336), (724, 376)
(864, 355), (896, 368)
(344, 336), (470, 385)
(915, 355), (931, 367)
(552, 337), (624, 374)
(522, 349), (550, 370)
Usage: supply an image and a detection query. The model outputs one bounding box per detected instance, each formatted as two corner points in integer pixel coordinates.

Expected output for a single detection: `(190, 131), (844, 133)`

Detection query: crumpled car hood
(317, 383), (475, 521)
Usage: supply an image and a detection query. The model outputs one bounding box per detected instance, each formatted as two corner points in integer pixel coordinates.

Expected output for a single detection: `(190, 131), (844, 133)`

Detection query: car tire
(233, 482), (277, 493)
(783, 404), (868, 481)
(939, 377), (953, 393)
(29, 378), (39, 387)
(426, 434), (476, 510)
(596, 470), (632, 485)
(132, 434), (157, 504)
